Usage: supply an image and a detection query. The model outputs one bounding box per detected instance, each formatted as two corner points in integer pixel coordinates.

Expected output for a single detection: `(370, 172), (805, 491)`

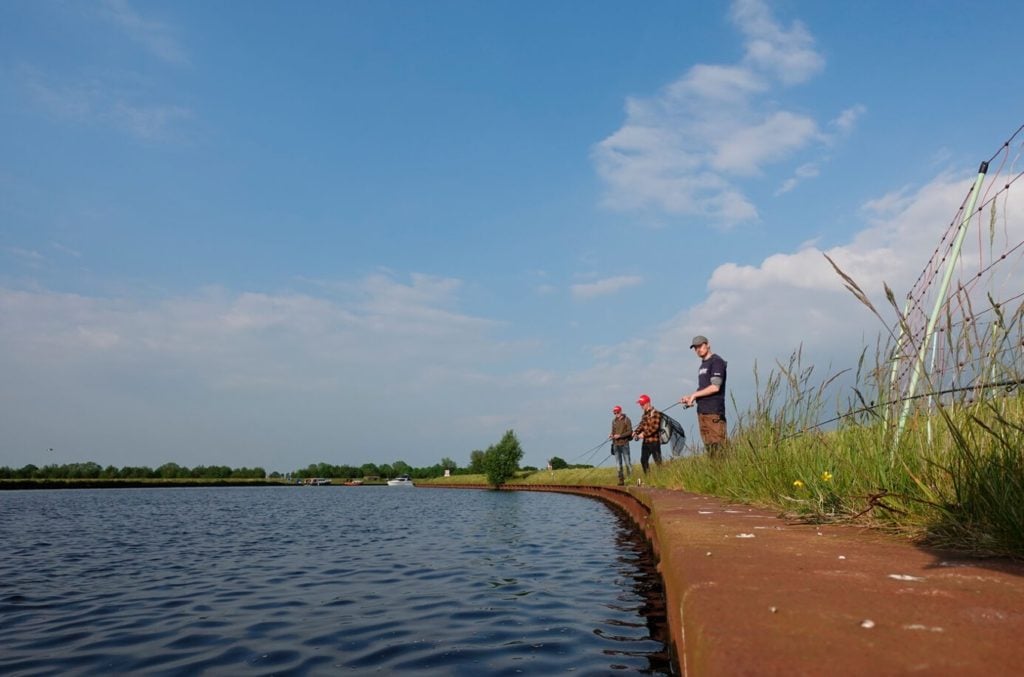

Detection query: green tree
(75, 462), (102, 478)
(440, 457), (457, 472)
(157, 462), (185, 479)
(482, 430), (523, 488)
(548, 456), (568, 470)
(468, 449), (485, 474)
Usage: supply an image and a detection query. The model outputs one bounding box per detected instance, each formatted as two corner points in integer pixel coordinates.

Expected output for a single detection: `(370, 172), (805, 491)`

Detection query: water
(0, 486), (673, 675)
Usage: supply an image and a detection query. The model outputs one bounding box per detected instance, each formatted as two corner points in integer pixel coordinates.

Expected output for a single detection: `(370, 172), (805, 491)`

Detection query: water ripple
(0, 486), (673, 674)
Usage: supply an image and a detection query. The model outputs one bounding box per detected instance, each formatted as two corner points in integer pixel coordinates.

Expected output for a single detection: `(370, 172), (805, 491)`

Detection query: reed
(646, 257), (1024, 557)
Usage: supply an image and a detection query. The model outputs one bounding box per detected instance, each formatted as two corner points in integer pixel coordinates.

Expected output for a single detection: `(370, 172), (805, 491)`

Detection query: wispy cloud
(51, 242), (82, 258)
(5, 247), (45, 266)
(831, 105), (867, 137)
(593, 0), (862, 227)
(776, 162), (821, 195)
(23, 68), (193, 141)
(571, 275), (643, 300)
(100, 0), (190, 66)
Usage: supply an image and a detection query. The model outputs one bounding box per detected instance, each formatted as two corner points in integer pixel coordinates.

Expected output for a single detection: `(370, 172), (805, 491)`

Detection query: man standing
(681, 335), (728, 458)
(608, 405), (633, 486)
(631, 394), (663, 474)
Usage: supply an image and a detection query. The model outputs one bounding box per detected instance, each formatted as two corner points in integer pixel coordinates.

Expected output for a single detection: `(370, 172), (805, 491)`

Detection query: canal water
(0, 486), (673, 674)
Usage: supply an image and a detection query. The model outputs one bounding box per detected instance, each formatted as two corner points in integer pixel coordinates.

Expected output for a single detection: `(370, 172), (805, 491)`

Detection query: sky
(2, 0), (1024, 474)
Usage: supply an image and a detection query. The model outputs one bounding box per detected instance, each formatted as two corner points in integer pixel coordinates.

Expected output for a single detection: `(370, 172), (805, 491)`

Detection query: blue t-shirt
(697, 353), (727, 416)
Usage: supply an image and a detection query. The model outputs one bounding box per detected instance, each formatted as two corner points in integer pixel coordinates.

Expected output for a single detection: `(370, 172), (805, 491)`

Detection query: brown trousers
(698, 413), (728, 458)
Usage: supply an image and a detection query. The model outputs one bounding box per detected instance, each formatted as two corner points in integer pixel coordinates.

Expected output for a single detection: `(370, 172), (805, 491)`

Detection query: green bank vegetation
(646, 346), (1024, 558)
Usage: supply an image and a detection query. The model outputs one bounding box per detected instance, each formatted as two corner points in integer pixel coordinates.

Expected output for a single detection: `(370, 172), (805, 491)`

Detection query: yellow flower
(821, 471), (833, 482)
(793, 479), (804, 488)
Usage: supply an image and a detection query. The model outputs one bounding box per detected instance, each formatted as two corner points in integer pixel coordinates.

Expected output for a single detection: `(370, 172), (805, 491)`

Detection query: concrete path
(635, 487), (1024, 676)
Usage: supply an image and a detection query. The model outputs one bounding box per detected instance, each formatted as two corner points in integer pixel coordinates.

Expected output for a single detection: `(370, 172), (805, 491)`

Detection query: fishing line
(779, 377), (1024, 441)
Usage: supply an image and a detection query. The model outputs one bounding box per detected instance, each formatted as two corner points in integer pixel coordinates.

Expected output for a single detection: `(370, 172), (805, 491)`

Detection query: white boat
(386, 475), (414, 487)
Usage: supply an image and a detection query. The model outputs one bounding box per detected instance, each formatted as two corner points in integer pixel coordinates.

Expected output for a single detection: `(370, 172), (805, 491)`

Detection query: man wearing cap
(608, 405), (633, 486)
(631, 394), (663, 474)
(681, 335), (728, 458)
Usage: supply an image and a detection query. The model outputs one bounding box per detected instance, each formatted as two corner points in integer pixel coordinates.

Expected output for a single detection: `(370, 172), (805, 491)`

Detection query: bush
(482, 430), (524, 488)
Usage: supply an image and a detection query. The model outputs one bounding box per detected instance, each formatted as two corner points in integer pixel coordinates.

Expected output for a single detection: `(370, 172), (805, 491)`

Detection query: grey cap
(690, 335), (709, 348)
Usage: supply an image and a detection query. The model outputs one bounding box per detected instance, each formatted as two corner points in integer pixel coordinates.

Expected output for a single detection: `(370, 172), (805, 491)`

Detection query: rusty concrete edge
(419, 483), (682, 673)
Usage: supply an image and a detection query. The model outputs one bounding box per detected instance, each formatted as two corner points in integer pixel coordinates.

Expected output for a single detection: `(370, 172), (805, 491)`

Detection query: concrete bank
(422, 483), (1024, 676)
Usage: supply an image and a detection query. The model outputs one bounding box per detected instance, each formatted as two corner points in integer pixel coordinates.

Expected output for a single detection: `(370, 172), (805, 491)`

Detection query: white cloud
(712, 111), (820, 176)
(831, 105), (867, 137)
(731, 0), (825, 85)
(571, 275), (643, 300)
(665, 168), (1024, 416)
(0, 272), (527, 470)
(593, 0), (862, 227)
(776, 162), (820, 195)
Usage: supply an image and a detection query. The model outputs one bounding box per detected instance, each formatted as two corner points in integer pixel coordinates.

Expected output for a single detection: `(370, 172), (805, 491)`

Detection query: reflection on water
(0, 486), (673, 674)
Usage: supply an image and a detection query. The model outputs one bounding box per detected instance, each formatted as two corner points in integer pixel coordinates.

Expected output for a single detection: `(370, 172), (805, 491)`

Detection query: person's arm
(633, 413), (651, 440)
(682, 382), (720, 406)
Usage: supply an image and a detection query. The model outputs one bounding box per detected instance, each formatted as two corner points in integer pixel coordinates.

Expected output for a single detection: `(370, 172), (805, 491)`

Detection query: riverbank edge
(420, 482), (1024, 676)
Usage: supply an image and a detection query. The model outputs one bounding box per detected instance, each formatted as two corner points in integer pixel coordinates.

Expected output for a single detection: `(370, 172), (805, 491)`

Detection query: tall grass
(644, 359), (1024, 556)
(646, 260), (1024, 558)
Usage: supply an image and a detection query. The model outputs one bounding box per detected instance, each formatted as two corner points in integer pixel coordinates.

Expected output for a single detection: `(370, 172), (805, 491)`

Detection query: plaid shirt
(633, 408), (662, 441)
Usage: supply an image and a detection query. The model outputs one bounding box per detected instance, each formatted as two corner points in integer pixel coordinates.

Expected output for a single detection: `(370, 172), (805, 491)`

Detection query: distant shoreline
(0, 479), (293, 490)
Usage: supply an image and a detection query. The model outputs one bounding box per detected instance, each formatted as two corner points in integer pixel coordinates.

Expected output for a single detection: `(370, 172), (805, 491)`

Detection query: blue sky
(2, 0), (1023, 473)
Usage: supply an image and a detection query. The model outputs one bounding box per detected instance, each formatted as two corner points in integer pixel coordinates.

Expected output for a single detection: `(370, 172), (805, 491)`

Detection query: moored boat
(386, 475), (414, 487)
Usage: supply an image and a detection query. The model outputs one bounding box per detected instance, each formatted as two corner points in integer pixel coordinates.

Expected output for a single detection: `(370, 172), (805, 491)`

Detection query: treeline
(294, 434), (541, 483)
(0, 462), (268, 480)
(3, 430), (543, 483)
(294, 457), (468, 480)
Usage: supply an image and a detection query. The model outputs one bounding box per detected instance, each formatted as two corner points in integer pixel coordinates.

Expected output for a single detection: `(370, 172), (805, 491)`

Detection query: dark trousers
(640, 442), (662, 474)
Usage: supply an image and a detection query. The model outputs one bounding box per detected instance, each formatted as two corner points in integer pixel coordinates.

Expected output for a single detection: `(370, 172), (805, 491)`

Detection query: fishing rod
(779, 377), (1024, 441)
(565, 399), (696, 484)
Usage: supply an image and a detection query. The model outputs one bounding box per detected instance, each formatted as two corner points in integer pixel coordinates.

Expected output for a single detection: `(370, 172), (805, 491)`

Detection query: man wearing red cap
(608, 405), (633, 485)
(631, 394), (663, 474)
